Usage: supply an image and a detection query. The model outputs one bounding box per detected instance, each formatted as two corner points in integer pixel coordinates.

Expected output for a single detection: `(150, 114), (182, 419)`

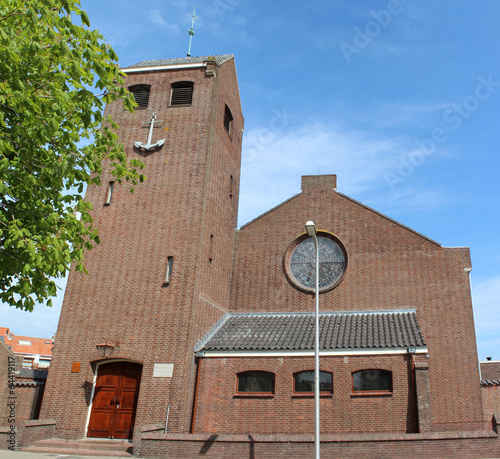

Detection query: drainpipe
(408, 348), (419, 433)
(190, 356), (203, 434)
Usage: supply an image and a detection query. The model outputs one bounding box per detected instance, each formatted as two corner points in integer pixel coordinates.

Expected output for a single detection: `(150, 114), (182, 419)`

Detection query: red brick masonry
(138, 429), (500, 459)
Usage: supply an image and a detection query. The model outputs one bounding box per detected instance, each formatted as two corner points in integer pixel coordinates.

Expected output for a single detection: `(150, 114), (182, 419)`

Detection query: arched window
(294, 370), (333, 393)
(352, 369), (392, 393)
(224, 104), (233, 134)
(170, 81), (194, 106)
(129, 84), (151, 109)
(237, 371), (274, 394)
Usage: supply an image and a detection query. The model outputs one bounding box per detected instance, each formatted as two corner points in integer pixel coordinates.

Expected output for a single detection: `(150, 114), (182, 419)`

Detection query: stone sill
(21, 419), (57, 427)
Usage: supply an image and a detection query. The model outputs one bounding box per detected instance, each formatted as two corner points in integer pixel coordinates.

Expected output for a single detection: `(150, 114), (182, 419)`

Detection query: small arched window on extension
(129, 84), (151, 109)
(352, 369), (392, 395)
(170, 81), (194, 106)
(294, 370), (333, 394)
(237, 371), (275, 394)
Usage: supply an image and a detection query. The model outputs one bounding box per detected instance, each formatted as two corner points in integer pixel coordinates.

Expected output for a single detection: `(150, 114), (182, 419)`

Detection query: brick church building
(35, 54), (498, 457)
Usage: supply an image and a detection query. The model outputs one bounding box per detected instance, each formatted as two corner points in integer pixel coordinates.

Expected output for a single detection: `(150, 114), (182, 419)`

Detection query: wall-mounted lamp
(96, 339), (121, 357)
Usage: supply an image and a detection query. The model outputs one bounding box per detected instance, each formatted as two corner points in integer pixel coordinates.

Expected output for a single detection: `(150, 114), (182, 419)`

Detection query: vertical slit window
(104, 181), (114, 206)
(170, 81), (194, 106)
(224, 104), (233, 134)
(129, 84), (151, 109)
(229, 175), (234, 198)
(208, 234), (214, 264)
(164, 256), (174, 286)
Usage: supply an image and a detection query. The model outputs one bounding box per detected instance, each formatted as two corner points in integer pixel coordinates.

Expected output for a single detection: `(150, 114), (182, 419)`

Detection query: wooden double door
(87, 361), (142, 439)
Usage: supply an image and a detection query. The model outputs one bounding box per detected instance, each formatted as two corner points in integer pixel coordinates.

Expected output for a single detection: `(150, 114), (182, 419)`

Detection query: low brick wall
(18, 419), (57, 448)
(0, 425), (17, 451)
(0, 419), (56, 450)
(14, 383), (45, 421)
(137, 430), (500, 459)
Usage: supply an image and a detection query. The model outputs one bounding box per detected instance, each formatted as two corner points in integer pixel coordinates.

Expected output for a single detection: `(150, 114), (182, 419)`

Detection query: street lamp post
(305, 221), (320, 459)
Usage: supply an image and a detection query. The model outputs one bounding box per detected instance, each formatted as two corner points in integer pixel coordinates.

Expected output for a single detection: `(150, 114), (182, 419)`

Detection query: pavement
(2, 452), (500, 459)
(0, 452), (134, 459)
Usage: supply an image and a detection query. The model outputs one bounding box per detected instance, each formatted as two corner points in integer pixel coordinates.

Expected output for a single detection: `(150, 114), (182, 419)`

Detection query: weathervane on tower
(186, 6), (198, 57)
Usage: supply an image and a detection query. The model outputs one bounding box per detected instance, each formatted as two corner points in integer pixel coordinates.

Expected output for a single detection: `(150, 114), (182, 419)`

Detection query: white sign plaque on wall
(153, 363), (174, 378)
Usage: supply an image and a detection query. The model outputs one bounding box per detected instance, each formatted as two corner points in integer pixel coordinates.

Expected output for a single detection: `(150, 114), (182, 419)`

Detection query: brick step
(22, 438), (133, 457)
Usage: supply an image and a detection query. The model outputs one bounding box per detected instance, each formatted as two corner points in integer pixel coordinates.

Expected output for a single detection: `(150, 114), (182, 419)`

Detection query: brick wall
(481, 361), (500, 380)
(482, 384), (500, 425)
(40, 57), (244, 441)
(13, 383), (44, 421)
(230, 175), (484, 432)
(192, 354), (418, 435)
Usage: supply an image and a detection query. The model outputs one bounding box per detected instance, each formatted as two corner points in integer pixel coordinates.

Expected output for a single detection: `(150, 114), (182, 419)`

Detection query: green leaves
(0, 0), (144, 310)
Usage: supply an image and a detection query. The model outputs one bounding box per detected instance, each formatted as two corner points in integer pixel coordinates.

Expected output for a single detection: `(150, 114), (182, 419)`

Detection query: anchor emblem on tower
(134, 113), (166, 152)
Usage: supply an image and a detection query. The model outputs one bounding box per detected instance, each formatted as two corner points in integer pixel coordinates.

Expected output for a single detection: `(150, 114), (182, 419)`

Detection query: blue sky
(2, 0), (499, 360)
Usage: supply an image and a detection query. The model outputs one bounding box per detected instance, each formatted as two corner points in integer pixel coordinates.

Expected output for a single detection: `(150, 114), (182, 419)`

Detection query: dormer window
(224, 104), (233, 134)
(129, 84), (151, 109)
(170, 81), (194, 106)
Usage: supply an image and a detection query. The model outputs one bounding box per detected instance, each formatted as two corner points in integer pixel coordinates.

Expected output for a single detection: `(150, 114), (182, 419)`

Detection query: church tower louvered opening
(129, 84), (151, 109)
(170, 81), (194, 106)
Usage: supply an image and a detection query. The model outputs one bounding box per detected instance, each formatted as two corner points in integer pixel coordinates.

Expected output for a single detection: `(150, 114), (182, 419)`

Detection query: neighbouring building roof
(127, 54), (234, 69)
(481, 379), (500, 386)
(1, 327), (53, 357)
(196, 310), (426, 353)
(14, 380), (45, 387)
(480, 361), (500, 380)
(17, 368), (48, 380)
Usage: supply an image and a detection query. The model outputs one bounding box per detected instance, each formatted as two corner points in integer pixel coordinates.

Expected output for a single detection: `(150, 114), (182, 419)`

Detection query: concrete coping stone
(140, 430), (498, 443)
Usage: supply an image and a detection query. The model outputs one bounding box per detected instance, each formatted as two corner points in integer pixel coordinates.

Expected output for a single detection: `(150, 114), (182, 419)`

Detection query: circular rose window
(284, 232), (347, 293)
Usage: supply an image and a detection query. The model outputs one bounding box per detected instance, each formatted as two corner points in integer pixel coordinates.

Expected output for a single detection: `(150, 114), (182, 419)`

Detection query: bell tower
(41, 55), (243, 441)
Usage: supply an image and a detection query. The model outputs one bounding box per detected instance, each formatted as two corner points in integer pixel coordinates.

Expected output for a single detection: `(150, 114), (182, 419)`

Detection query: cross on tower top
(187, 6), (198, 57)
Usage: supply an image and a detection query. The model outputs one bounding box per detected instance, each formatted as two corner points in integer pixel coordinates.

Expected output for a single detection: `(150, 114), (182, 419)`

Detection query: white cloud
(148, 9), (180, 33)
(238, 120), (447, 227)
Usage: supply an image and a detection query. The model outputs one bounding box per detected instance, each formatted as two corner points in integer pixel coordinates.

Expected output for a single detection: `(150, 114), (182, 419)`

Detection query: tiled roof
(127, 54), (233, 69)
(17, 368), (48, 380)
(14, 380), (45, 387)
(480, 361), (500, 380)
(1, 327), (53, 356)
(196, 311), (426, 352)
(481, 379), (500, 386)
